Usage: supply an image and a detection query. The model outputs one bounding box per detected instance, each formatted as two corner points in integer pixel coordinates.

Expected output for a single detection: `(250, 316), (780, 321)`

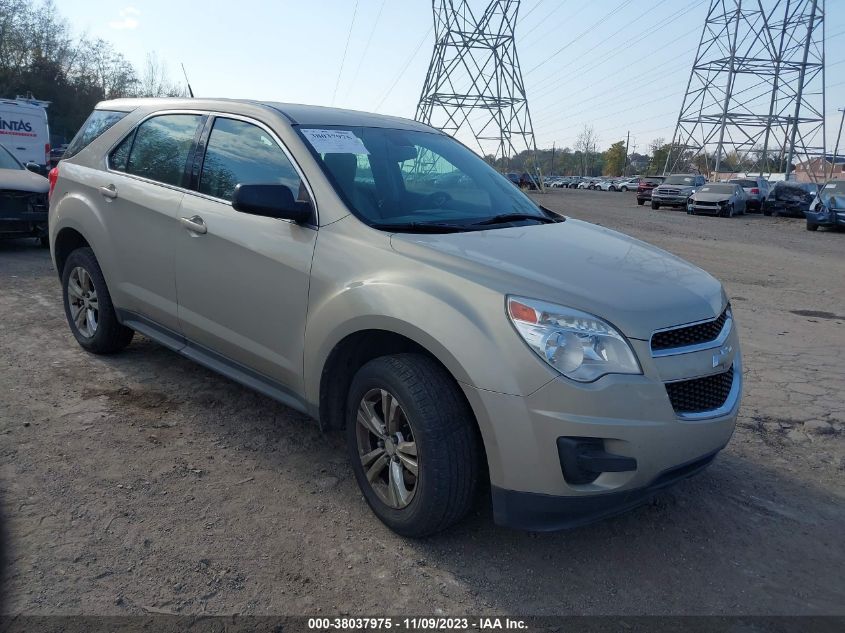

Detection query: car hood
(655, 184), (695, 193)
(390, 219), (725, 340)
(693, 192), (731, 202)
(0, 168), (49, 193)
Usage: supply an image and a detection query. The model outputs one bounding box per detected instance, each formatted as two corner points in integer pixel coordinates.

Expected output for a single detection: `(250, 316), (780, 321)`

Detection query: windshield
(298, 126), (546, 229)
(820, 181), (845, 209)
(664, 175), (695, 185)
(697, 184), (735, 195)
(0, 144), (22, 170)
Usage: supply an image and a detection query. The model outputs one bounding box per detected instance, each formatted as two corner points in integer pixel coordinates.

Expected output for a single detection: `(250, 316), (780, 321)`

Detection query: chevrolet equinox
(49, 99), (742, 536)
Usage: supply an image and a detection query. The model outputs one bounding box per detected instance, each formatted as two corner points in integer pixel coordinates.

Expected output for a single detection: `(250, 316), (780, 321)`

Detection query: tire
(38, 235), (49, 248)
(620, 186), (628, 192)
(62, 247), (134, 354)
(763, 208), (772, 216)
(345, 354), (480, 537)
(651, 201), (660, 210)
(637, 199), (644, 206)
(806, 223), (818, 231)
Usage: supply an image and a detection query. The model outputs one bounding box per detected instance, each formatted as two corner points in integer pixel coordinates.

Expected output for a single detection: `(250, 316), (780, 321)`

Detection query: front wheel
(346, 354), (481, 537)
(620, 186), (628, 192)
(651, 201), (660, 210)
(806, 223), (818, 231)
(62, 247), (134, 354)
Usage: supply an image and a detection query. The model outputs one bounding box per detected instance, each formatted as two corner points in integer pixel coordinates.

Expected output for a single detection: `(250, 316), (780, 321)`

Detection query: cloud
(109, 7), (141, 30)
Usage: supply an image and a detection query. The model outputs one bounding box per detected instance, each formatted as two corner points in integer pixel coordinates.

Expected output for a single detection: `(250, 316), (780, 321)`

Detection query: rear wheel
(346, 354), (480, 537)
(763, 207), (772, 216)
(637, 199), (645, 206)
(62, 248), (134, 354)
(806, 222), (818, 231)
(38, 235), (49, 248)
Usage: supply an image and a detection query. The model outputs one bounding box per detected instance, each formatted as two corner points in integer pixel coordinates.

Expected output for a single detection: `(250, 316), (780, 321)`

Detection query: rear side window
(64, 110), (127, 159)
(198, 117), (306, 203)
(731, 179), (758, 188)
(125, 114), (203, 187)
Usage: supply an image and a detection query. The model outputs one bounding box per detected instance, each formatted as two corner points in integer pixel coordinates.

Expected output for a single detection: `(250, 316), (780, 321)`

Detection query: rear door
(173, 114), (317, 390)
(102, 112), (205, 332)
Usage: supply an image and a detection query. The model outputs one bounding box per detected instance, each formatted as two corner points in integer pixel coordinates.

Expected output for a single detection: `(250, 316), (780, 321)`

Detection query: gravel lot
(1, 188), (843, 616)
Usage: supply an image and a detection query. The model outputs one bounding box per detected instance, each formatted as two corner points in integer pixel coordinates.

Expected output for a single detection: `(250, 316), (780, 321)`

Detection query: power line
(331, 0), (359, 106)
(374, 25), (433, 113)
(524, 0), (634, 76)
(345, 0), (387, 100)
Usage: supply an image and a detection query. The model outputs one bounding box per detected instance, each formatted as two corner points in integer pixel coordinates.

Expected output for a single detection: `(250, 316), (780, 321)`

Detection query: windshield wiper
(373, 222), (470, 234)
(472, 212), (558, 226)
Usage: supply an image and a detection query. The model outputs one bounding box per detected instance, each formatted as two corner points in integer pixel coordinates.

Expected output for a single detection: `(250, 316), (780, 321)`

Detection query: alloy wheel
(67, 266), (99, 338)
(355, 388), (418, 509)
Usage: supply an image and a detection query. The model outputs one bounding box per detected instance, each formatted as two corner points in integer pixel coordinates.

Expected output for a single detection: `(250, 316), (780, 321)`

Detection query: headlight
(507, 296), (641, 382)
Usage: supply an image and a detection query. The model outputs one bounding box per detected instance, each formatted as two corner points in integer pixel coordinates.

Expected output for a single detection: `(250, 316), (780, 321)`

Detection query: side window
(64, 110), (128, 160)
(199, 117), (307, 203)
(126, 114), (202, 187)
(108, 132), (134, 172)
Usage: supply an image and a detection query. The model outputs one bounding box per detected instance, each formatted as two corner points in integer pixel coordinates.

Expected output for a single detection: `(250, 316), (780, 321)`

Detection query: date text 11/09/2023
(307, 617), (529, 630)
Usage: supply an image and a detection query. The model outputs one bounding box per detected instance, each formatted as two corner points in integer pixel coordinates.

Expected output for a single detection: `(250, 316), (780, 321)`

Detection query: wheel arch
(53, 227), (90, 279)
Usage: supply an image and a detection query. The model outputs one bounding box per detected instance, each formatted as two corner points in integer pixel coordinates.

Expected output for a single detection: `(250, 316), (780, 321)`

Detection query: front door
(173, 115), (317, 391)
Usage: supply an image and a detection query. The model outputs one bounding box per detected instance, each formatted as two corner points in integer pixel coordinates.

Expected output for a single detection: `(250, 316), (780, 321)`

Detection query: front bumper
(689, 202), (725, 216)
(806, 208), (845, 228)
(461, 332), (741, 531)
(1, 195), (48, 238)
(652, 194), (690, 206)
(491, 449), (719, 531)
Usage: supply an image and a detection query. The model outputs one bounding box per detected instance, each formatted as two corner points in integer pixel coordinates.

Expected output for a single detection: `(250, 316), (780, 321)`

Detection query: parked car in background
(806, 180), (845, 231)
(616, 178), (639, 192)
(728, 177), (769, 212)
(568, 177), (584, 188)
(49, 97), (742, 536)
(519, 172), (539, 190)
(636, 176), (665, 205)
(48, 144), (67, 169)
(505, 172), (520, 187)
(763, 181), (818, 217)
(0, 142), (49, 245)
(687, 183), (746, 217)
(595, 179), (617, 191)
(0, 97), (51, 171)
(651, 174), (706, 210)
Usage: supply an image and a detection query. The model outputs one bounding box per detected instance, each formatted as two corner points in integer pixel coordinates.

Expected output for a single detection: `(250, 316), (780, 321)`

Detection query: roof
(95, 97), (435, 132)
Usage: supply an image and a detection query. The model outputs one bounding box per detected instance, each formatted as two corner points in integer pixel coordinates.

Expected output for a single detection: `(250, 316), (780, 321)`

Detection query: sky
(60, 0), (845, 156)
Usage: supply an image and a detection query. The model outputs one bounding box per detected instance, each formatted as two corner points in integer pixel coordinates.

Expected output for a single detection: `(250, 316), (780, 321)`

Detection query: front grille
(666, 366), (734, 414)
(658, 188), (680, 195)
(651, 307), (729, 352)
(694, 201), (719, 207)
(0, 189), (47, 213)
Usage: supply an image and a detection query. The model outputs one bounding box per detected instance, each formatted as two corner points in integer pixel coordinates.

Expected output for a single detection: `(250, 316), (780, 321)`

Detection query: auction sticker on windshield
(301, 128), (369, 155)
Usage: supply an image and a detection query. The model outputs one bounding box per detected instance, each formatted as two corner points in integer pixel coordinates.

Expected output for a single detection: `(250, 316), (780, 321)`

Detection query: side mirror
(25, 162), (41, 174)
(232, 184), (312, 223)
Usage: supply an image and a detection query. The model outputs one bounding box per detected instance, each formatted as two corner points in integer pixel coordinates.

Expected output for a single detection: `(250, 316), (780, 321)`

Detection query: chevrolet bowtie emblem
(713, 344), (733, 368)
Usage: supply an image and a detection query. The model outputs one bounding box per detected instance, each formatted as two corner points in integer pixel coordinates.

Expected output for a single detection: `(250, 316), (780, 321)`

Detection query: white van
(0, 98), (51, 169)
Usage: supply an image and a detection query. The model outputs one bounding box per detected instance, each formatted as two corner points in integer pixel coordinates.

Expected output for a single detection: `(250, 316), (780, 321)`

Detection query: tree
(603, 140), (627, 176)
(648, 138), (670, 174)
(136, 52), (187, 98)
(575, 125), (599, 176)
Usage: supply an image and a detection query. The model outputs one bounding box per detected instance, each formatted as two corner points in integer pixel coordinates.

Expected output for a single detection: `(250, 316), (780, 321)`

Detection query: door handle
(98, 184), (118, 199)
(180, 215), (207, 235)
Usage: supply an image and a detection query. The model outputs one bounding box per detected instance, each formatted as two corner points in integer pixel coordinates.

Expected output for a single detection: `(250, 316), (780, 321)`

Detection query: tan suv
(49, 99), (742, 536)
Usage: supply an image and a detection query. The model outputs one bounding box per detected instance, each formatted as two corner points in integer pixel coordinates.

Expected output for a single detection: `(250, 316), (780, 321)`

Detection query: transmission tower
(415, 0), (541, 179)
(665, 0), (825, 180)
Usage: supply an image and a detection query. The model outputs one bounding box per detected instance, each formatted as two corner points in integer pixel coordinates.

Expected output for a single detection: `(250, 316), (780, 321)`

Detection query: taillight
(45, 143), (51, 165)
(48, 167), (58, 200)
(750, 188), (760, 194)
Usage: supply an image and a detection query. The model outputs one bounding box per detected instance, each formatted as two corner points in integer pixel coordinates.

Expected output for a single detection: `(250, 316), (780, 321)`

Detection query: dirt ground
(1, 188), (843, 616)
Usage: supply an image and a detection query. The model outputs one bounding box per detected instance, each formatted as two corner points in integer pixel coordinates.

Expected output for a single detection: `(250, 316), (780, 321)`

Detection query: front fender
(302, 222), (557, 407)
